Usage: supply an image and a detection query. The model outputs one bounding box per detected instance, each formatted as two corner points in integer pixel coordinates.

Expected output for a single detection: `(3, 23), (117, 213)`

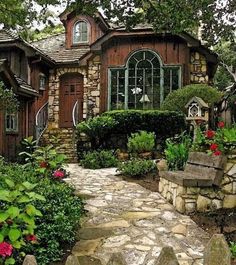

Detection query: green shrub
(0, 160), (84, 265)
(230, 241), (236, 258)
(161, 84), (222, 112)
(164, 133), (192, 170)
(81, 150), (118, 169)
(117, 159), (157, 177)
(77, 116), (117, 148)
(102, 110), (186, 137)
(127, 131), (155, 154)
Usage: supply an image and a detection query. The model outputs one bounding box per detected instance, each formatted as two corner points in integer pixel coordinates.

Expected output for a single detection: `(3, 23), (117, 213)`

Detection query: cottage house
(0, 9), (218, 161)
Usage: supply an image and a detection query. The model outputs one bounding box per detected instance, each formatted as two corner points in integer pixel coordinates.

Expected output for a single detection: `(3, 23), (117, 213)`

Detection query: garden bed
(121, 172), (159, 192)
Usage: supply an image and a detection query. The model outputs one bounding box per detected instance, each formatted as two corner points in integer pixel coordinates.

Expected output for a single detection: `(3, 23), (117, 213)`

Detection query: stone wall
(159, 156), (236, 214)
(41, 56), (101, 162)
(190, 52), (209, 84)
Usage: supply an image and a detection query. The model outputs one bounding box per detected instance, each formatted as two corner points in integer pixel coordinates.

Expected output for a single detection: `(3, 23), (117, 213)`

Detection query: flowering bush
(192, 122), (236, 155)
(0, 177), (45, 265)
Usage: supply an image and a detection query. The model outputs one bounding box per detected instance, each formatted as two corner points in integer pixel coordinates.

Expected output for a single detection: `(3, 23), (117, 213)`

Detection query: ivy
(0, 82), (19, 113)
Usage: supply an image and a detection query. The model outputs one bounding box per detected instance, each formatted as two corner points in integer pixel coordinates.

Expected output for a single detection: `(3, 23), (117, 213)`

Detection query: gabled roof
(185, 96), (209, 109)
(31, 33), (90, 64)
(0, 59), (38, 97)
(0, 29), (55, 65)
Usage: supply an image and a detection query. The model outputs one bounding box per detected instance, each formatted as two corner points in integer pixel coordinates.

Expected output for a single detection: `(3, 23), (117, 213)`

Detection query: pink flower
(214, 150), (222, 156)
(0, 242), (13, 257)
(53, 170), (65, 179)
(217, 121), (225, 128)
(205, 130), (215, 139)
(26, 234), (37, 242)
(210, 143), (218, 151)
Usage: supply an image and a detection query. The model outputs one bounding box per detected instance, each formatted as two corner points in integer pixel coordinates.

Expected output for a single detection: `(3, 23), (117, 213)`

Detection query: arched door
(59, 73), (83, 128)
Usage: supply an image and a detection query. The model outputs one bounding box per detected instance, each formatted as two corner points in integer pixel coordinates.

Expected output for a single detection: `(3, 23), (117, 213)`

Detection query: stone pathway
(65, 164), (210, 265)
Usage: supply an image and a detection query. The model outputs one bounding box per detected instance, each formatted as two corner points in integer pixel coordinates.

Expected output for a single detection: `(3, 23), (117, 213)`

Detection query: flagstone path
(65, 164), (210, 265)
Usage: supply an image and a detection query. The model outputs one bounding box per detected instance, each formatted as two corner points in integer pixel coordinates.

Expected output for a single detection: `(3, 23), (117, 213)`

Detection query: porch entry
(59, 73), (84, 128)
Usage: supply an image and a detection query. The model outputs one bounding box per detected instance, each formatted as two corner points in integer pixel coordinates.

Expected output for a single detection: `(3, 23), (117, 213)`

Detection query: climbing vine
(0, 82), (19, 113)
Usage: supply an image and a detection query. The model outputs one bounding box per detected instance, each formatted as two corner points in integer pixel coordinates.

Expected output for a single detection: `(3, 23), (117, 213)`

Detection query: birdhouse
(185, 96), (209, 122)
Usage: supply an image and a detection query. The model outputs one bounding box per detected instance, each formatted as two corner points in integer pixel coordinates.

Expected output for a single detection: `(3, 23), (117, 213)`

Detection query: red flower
(26, 234), (37, 242)
(218, 121), (225, 128)
(39, 161), (48, 168)
(210, 143), (218, 151)
(214, 150), (222, 156)
(53, 170), (65, 179)
(205, 130), (215, 139)
(0, 242), (13, 257)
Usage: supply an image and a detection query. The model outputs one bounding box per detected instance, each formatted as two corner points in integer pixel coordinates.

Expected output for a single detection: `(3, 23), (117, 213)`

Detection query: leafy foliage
(164, 133), (192, 170)
(127, 131), (155, 154)
(0, 175), (45, 265)
(0, 159), (84, 265)
(230, 241), (236, 258)
(80, 150), (118, 169)
(161, 84), (222, 113)
(1, 0), (235, 46)
(0, 82), (19, 113)
(117, 159), (157, 178)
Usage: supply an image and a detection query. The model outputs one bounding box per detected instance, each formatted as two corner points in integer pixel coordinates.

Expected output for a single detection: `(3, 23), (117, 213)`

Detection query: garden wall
(159, 155), (236, 214)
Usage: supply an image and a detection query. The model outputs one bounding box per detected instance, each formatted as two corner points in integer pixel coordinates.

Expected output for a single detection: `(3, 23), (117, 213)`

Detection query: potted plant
(127, 131), (155, 159)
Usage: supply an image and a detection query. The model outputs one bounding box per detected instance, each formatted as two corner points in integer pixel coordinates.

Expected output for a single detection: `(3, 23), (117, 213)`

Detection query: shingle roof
(0, 29), (19, 42)
(32, 33), (90, 63)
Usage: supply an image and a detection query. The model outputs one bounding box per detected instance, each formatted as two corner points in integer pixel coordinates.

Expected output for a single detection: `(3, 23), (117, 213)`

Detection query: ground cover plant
(117, 159), (157, 178)
(0, 142), (84, 265)
(80, 150), (118, 169)
(165, 133), (192, 170)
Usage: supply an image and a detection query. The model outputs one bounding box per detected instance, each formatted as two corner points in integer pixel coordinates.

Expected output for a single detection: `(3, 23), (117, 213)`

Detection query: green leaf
(8, 228), (21, 242)
(19, 214), (35, 226)
(4, 258), (16, 265)
(7, 206), (20, 219)
(0, 233), (4, 242)
(12, 240), (22, 249)
(26, 192), (46, 201)
(17, 195), (32, 203)
(25, 205), (36, 216)
(5, 257), (15, 265)
(0, 190), (11, 202)
(21, 182), (37, 191)
(0, 212), (10, 222)
(5, 179), (15, 188)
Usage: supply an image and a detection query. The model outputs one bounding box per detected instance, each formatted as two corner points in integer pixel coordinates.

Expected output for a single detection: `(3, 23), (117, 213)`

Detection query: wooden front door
(59, 73), (84, 128)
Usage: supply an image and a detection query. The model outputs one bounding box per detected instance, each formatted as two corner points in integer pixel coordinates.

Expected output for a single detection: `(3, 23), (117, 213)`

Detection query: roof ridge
(31, 32), (65, 43)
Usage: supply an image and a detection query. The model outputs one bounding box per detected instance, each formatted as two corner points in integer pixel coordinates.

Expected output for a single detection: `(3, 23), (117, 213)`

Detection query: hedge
(161, 84), (223, 113)
(77, 110), (186, 150)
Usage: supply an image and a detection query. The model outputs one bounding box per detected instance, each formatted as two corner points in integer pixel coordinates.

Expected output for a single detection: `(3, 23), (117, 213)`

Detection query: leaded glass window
(73, 21), (88, 44)
(5, 113), (18, 132)
(110, 69), (126, 110)
(108, 50), (181, 110)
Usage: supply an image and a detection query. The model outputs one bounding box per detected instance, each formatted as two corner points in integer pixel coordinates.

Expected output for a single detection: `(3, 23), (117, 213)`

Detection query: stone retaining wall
(159, 157), (236, 213)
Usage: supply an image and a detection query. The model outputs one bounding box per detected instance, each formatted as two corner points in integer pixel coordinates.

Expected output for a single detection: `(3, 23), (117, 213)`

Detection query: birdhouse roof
(185, 96), (209, 109)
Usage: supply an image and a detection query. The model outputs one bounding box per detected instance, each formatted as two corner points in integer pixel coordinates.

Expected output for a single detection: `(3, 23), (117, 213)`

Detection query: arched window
(73, 21), (88, 44)
(108, 49), (181, 110)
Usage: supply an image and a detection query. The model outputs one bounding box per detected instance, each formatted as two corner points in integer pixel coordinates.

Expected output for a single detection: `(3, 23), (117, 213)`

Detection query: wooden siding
(100, 36), (190, 112)
(65, 15), (105, 49)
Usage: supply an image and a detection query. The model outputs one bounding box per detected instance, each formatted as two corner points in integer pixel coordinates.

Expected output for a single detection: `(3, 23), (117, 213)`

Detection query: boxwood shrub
(161, 84), (222, 113)
(77, 110), (186, 151)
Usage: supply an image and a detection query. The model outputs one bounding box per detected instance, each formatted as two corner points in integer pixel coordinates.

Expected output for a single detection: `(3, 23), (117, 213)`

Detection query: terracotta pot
(138, 152), (152, 159)
(117, 151), (129, 161)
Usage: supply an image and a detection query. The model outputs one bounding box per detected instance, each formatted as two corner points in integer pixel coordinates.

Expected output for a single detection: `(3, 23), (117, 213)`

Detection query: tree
(0, 82), (19, 113)
(0, 0), (235, 46)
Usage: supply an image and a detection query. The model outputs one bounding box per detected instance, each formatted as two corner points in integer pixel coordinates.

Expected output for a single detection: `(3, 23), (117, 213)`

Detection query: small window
(39, 74), (46, 91)
(73, 21), (88, 44)
(5, 113), (18, 133)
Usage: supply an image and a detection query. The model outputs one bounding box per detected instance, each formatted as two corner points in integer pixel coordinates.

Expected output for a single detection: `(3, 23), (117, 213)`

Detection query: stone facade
(159, 156), (236, 214)
(42, 56), (101, 161)
(190, 52), (209, 84)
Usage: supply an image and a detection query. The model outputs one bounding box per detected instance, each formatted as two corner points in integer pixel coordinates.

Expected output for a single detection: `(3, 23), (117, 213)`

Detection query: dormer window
(73, 21), (88, 44)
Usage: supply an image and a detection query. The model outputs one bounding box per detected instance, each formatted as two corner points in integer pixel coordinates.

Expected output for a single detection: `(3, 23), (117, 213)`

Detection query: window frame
(108, 49), (182, 111)
(39, 73), (46, 91)
(5, 112), (18, 133)
(73, 20), (89, 45)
